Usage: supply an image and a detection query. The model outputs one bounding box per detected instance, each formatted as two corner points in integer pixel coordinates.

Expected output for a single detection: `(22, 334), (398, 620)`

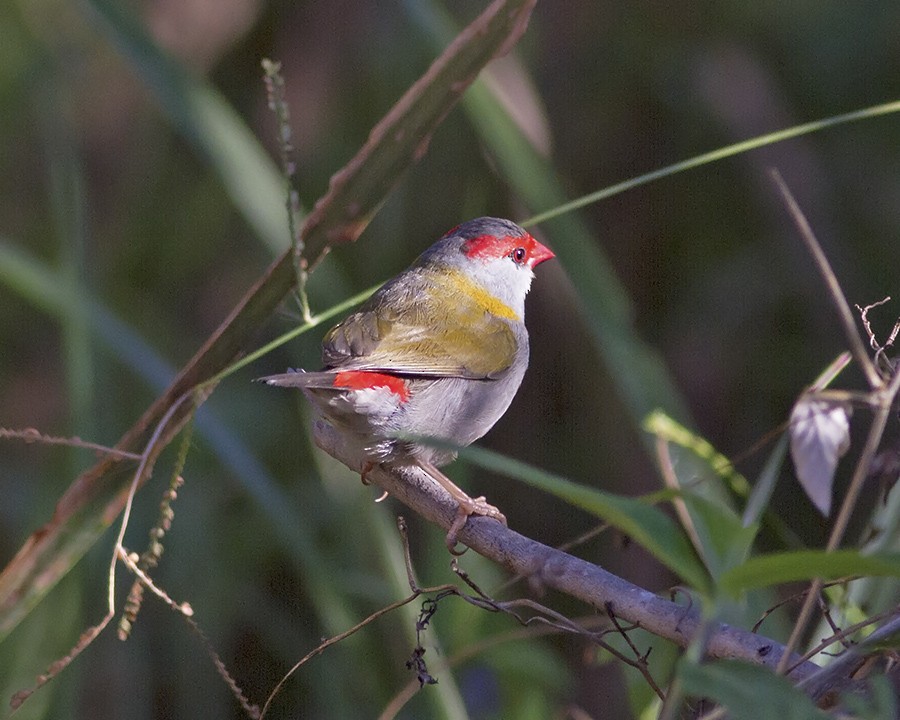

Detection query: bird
(259, 217), (554, 551)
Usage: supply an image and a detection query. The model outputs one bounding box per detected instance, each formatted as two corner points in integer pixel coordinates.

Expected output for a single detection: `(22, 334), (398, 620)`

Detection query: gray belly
(395, 357), (527, 466)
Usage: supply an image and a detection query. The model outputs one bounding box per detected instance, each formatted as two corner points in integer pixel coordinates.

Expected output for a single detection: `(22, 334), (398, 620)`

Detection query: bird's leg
(415, 459), (507, 553)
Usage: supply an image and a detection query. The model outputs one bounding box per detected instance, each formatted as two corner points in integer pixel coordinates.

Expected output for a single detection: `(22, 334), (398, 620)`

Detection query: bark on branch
(312, 421), (821, 681)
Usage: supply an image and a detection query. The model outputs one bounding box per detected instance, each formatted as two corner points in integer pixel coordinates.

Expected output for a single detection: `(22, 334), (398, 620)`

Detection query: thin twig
(655, 434), (703, 558)
(379, 615), (612, 720)
(183, 614), (260, 719)
(261, 58), (311, 323)
(117, 547), (194, 618)
(797, 612), (900, 701)
(816, 595), (848, 651)
(790, 605), (900, 674)
(606, 603), (667, 701)
(769, 169), (882, 390)
(9, 613), (113, 710)
(0, 427), (141, 460)
(856, 297), (892, 351)
(397, 516), (421, 592)
(856, 298), (899, 374)
(751, 578), (858, 634)
(258, 590), (441, 719)
(379, 523), (670, 718)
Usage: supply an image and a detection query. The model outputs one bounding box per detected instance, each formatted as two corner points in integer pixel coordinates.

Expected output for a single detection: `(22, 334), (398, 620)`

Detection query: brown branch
(312, 422), (821, 681)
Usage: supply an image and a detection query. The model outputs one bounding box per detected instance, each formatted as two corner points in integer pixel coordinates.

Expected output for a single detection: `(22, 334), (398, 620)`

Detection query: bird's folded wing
(322, 307), (517, 380)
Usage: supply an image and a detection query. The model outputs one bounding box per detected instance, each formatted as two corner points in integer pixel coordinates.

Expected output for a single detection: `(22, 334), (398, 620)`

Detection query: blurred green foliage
(1, 0), (899, 718)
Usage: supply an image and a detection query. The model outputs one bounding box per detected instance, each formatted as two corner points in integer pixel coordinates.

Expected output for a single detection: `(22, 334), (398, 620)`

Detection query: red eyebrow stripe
(462, 233), (518, 259)
(333, 371), (411, 402)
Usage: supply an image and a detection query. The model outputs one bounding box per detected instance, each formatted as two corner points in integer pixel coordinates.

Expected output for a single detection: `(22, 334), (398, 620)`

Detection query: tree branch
(312, 421), (821, 681)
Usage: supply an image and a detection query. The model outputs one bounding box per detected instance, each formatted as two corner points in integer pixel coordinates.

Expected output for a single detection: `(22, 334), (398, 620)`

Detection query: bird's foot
(445, 496), (507, 555)
(360, 462), (391, 502)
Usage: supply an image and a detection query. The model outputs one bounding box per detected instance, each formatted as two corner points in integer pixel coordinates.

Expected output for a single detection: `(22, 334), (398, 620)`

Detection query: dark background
(1, 1), (898, 717)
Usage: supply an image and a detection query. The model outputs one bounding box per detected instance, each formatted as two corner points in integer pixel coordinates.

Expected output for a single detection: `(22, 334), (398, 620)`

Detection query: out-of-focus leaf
(838, 676), (898, 720)
(789, 396), (851, 516)
(679, 659), (828, 720)
(720, 550), (900, 596)
(84, 0), (291, 254)
(681, 493), (757, 581)
(745, 355), (850, 526)
(453, 444), (710, 592)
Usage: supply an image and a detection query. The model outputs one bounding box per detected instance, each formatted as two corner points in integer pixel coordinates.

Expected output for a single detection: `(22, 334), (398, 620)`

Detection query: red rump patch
(333, 371), (410, 402)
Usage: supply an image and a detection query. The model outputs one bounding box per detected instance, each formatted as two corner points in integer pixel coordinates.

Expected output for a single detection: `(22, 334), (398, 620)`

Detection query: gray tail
(256, 369), (336, 389)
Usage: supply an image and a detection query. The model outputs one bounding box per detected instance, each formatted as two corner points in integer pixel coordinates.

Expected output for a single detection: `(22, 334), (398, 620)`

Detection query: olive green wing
(322, 280), (518, 379)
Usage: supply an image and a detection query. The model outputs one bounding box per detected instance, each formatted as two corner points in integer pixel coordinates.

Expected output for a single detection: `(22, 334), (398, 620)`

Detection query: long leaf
(720, 550), (900, 596)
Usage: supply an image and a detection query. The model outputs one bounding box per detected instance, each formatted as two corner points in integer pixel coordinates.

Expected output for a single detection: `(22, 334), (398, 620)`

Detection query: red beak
(527, 235), (555, 269)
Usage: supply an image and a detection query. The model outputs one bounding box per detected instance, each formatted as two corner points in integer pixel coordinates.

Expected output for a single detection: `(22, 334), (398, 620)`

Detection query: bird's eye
(510, 247), (527, 264)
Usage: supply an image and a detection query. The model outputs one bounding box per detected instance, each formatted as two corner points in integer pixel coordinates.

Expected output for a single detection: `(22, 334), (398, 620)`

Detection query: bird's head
(420, 217), (554, 315)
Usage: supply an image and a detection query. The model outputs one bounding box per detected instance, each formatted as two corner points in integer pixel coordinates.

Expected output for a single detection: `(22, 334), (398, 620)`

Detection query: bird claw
(444, 496), (507, 554)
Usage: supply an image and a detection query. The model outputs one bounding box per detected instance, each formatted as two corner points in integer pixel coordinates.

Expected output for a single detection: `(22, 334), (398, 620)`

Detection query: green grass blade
(644, 411), (750, 499)
(46, 136), (94, 442)
(742, 432), (789, 529)
(528, 99), (900, 226)
(680, 493), (757, 581)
